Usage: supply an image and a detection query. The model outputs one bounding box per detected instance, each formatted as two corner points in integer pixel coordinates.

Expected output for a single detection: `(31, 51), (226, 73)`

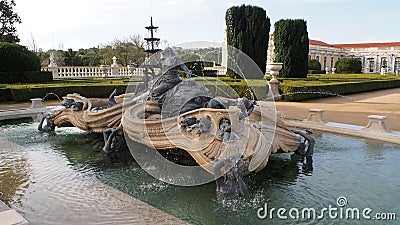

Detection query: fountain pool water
(0, 119), (399, 225)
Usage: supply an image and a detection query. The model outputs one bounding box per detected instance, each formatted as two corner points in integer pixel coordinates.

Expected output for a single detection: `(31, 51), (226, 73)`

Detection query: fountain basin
(0, 121), (398, 225)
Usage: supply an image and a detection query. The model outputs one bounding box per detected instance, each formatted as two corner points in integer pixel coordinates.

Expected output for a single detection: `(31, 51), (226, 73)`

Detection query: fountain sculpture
(38, 18), (314, 195)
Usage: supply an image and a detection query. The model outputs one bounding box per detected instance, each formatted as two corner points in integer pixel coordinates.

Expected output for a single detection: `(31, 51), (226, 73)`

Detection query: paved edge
(0, 201), (29, 225)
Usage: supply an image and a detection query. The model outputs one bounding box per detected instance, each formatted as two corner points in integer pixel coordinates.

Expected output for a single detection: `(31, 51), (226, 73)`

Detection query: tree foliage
(335, 58), (362, 73)
(103, 35), (146, 66)
(225, 5), (270, 78)
(0, 0), (21, 43)
(63, 48), (82, 66)
(0, 42), (40, 72)
(274, 19), (309, 78)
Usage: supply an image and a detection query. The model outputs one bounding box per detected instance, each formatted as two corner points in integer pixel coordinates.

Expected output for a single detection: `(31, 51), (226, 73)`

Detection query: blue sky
(15, 0), (400, 50)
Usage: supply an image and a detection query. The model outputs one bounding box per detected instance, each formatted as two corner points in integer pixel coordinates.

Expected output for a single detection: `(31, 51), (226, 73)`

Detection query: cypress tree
(273, 19), (309, 78)
(225, 5), (270, 79)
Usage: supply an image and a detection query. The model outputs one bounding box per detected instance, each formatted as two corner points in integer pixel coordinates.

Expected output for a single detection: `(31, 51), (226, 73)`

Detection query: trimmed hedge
(280, 79), (400, 101)
(0, 71), (53, 84)
(308, 70), (326, 74)
(0, 85), (129, 102)
(3, 75), (400, 102)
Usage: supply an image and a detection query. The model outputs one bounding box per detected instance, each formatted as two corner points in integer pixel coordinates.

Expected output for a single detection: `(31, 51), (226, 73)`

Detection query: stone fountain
(35, 19), (315, 195)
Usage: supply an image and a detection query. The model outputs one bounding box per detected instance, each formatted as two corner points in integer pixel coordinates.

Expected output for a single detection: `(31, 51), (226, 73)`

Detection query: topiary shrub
(308, 59), (321, 70)
(274, 19), (309, 78)
(225, 5), (271, 79)
(0, 42), (40, 72)
(335, 58), (362, 74)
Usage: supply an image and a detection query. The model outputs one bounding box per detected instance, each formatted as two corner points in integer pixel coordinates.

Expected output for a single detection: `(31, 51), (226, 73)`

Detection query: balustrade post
(111, 56), (119, 76)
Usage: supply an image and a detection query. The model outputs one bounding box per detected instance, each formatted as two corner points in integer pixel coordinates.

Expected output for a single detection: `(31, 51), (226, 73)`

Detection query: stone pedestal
(268, 79), (281, 100)
(364, 115), (389, 133)
(266, 63), (283, 101)
(30, 98), (43, 108)
(306, 109), (326, 123)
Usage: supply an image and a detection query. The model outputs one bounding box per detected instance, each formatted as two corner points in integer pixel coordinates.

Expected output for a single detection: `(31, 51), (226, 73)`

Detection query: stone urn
(332, 68), (336, 74)
(266, 63), (283, 81)
(266, 63), (283, 100)
(100, 64), (110, 78)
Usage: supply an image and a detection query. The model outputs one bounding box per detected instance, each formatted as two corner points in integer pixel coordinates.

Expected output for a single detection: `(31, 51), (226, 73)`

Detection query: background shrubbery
(308, 59), (321, 70)
(0, 42), (52, 84)
(0, 42), (40, 72)
(335, 58), (362, 74)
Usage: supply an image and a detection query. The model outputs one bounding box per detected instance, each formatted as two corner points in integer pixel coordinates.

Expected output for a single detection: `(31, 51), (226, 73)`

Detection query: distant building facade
(267, 34), (400, 74)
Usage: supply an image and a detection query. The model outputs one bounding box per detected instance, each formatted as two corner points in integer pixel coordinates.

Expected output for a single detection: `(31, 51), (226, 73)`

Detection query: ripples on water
(0, 120), (399, 225)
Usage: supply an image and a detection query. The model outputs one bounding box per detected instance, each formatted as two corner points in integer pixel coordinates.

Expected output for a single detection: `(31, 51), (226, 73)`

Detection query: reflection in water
(0, 138), (30, 207)
(0, 122), (184, 225)
(0, 121), (399, 225)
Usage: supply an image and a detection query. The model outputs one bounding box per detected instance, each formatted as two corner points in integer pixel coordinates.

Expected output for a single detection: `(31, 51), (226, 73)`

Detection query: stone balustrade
(204, 66), (227, 75)
(41, 66), (145, 79)
(43, 65), (227, 79)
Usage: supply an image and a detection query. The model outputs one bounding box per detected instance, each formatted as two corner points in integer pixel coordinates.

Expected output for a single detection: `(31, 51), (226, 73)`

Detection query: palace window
(368, 58), (375, 73)
(395, 57), (400, 71)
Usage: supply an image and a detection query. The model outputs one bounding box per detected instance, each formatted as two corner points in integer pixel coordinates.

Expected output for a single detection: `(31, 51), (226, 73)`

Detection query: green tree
(80, 47), (103, 66)
(308, 59), (321, 70)
(335, 58), (362, 73)
(225, 5), (270, 78)
(0, 0), (21, 43)
(100, 35), (146, 66)
(63, 48), (82, 66)
(274, 19), (309, 78)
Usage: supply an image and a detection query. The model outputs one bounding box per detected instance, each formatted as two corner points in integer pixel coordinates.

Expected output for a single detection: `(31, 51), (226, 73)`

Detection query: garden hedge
(0, 85), (129, 102)
(2, 76), (400, 102)
(0, 71), (53, 84)
(280, 79), (400, 101)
